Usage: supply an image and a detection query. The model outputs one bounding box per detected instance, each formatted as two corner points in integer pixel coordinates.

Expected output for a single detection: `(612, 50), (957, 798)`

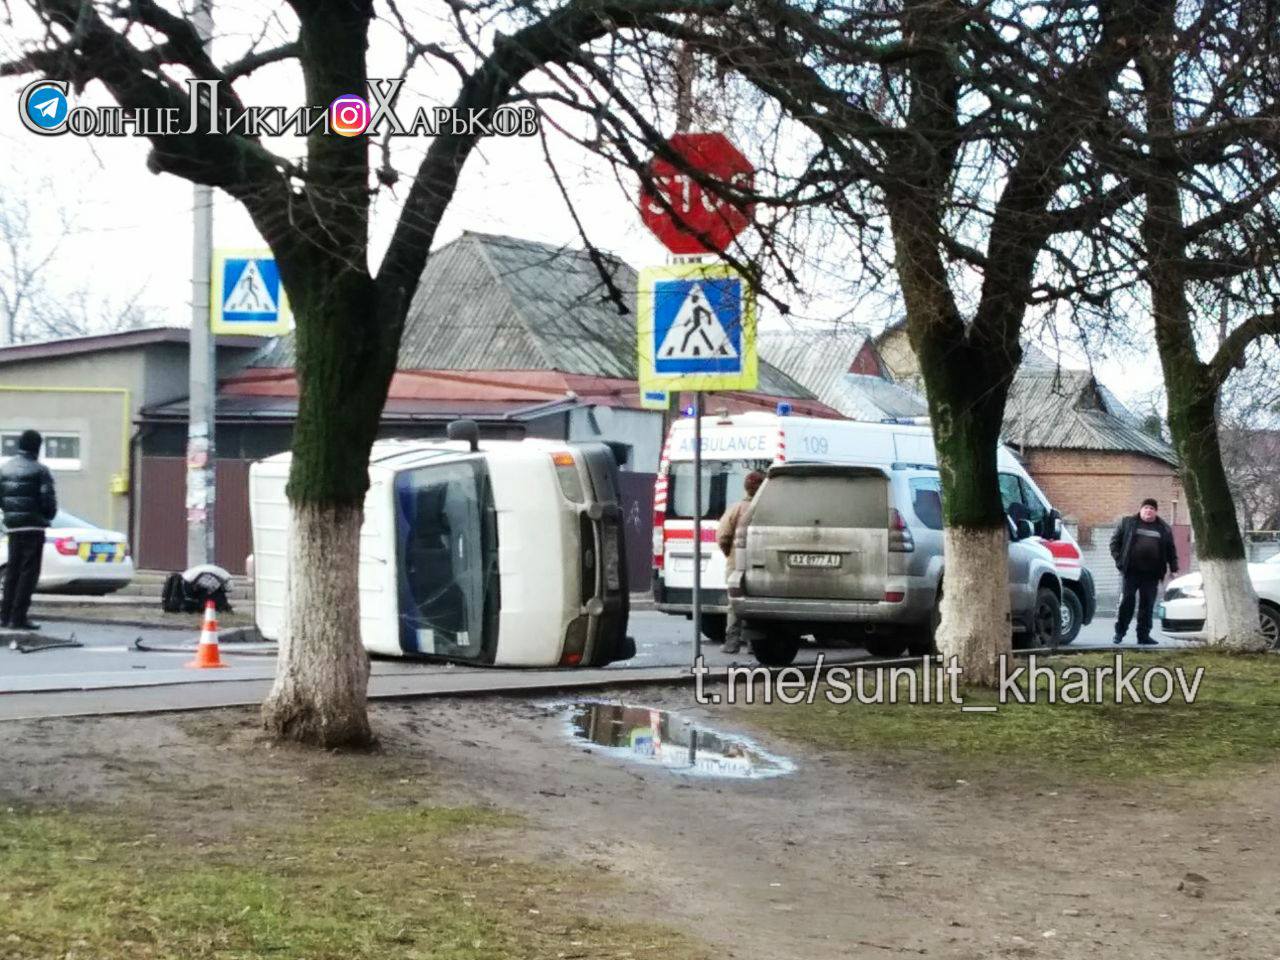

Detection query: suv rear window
(909, 478), (944, 530)
(750, 474), (887, 528)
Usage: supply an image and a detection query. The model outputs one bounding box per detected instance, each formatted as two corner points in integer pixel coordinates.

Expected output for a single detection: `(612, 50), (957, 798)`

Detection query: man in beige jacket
(717, 470), (765, 654)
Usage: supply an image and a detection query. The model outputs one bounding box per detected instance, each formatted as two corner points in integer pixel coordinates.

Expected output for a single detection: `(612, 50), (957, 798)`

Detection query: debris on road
(5, 632), (83, 654)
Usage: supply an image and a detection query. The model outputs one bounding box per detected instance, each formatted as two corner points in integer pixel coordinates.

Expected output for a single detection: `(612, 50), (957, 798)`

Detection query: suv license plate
(789, 553), (841, 568)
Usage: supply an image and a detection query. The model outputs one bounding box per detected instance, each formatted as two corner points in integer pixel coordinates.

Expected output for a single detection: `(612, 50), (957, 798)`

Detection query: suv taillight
(53, 536), (79, 556)
(888, 509), (914, 553)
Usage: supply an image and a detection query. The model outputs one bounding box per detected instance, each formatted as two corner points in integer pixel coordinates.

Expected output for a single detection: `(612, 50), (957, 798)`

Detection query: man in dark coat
(1110, 497), (1179, 646)
(1, 430), (58, 630)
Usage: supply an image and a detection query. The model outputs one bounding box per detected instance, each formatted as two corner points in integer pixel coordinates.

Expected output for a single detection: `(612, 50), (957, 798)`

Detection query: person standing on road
(718, 470), (765, 655)
(1, 430), (57, 631)
(1110, 497), (1178, 646)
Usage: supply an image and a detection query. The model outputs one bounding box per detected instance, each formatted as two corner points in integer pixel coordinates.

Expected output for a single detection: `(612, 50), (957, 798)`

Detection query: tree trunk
(927, 389), (1013, 685)
(262, 500), (373, 747)
(937, 527), (1011, 685)
(1140, 11), (1265, 653)
(891, 199), (1015, 685)
(1199, 557), (1264, 651)
(259, 265), (398, 747)
(1163, 370), (1265, 651)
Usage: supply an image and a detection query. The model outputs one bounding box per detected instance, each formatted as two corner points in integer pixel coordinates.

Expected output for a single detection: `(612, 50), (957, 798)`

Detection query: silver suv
(727, 462), (1062, 665)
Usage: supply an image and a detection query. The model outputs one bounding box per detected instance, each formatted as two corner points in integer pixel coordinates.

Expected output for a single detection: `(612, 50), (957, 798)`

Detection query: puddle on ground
(564, 701), (795, 779)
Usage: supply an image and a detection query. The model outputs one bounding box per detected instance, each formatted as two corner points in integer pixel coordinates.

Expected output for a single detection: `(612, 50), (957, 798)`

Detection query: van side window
(998, 473), (1025, 520)
(909, 478), (944, 530)
(1017, 478), (1048, 522)
(1000, 472), (1048, 524)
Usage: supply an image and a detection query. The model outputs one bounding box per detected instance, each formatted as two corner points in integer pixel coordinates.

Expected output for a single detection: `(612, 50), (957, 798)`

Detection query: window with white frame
(0, 432), (82, 470)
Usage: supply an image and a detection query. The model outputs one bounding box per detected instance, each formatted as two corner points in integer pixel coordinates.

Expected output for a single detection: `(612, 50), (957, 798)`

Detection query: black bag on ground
(160, 566), (234, 614)
(160, 572), (193, 613)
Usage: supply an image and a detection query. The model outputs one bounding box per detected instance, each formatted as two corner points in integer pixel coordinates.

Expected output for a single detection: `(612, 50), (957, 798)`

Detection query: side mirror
(447, 419), (480, 452)
(1016, 518), (1035, 541)
(1040, 508), (1063, 540)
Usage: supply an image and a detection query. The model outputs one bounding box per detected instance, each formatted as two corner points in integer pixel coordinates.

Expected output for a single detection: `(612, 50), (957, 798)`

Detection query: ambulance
(650, 410), (1096, 642)
(251, 423), (634, 667)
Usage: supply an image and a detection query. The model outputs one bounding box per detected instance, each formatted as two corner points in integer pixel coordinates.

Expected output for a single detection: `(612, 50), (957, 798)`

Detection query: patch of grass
(0, 796), (706, 960)
(745, 651), (1280, 783)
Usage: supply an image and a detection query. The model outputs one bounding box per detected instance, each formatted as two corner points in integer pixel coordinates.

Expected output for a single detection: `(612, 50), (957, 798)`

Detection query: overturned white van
(250, 424), (633, 667)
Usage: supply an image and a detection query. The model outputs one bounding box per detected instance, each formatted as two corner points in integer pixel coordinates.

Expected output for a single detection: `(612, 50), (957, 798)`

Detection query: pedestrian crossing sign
(211, 248), (292, 335)
(638, 263), (756, 392)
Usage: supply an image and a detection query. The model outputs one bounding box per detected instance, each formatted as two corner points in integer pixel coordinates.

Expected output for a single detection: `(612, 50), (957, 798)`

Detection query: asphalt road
(2, 609), (1183, 695)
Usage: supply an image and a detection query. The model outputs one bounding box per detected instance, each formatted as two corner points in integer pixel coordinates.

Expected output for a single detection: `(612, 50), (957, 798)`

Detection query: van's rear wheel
(753, 630), (801, 667)
(1031, 588), (1061, 648)
(863, 637), (906, 659)
(700, 614), (726, 642)
(905, 633), (936, 657)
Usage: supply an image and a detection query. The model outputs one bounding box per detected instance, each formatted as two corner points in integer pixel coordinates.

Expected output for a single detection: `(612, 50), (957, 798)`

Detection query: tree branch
(1211, 312), (1280, 388)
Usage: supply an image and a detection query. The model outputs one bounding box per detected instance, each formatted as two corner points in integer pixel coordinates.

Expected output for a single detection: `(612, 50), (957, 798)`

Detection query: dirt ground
(3, 688), (1278, 959)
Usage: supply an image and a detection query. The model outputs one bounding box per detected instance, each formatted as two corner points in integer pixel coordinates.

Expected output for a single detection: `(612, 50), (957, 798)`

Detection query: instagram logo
(328, 94), (370, 136)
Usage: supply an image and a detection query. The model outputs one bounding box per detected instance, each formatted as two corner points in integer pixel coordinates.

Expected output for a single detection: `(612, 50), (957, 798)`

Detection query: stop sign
(639, 133), (755, 254)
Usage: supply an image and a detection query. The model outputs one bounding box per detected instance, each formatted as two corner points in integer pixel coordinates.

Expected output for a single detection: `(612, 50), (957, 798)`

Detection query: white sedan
(1158, 554), (1280, 647)
(0, 510), (135, 595)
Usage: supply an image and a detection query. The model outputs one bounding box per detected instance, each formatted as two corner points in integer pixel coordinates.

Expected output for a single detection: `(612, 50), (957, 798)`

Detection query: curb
(29, 610), (256, 633)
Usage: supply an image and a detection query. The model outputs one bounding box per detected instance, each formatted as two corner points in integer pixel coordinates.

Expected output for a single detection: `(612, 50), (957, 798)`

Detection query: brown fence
(136, 457), (253, 575)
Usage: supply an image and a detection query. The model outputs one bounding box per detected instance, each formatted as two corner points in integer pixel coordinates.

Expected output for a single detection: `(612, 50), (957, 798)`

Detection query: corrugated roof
(256, 230), (814, 400)
(1003, 369), (1177, 464)
(0, 326), (265, 365)
(257, 231), (641, 375)
(759, 330), (928, 420)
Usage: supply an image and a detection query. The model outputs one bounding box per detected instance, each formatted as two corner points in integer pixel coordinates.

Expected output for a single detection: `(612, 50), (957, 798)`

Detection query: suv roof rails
(890, 461), (940, 471)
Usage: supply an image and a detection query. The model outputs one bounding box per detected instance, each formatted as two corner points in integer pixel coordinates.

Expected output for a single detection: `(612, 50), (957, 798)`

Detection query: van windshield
(667, 459), (771, 520)
(751, 473), (888, 528)
(393, 459), (499, 662)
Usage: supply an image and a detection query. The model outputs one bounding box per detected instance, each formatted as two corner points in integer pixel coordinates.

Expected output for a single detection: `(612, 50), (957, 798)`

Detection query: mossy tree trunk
(874, 0), (1139, 683)
(1139, 4), (1267, 652)
(890, 195), (1015, 684)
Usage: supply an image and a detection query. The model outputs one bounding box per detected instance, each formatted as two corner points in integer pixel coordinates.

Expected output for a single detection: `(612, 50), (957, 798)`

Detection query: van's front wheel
(752, 629), (800, 667)
(1058, 589), (1083, 645)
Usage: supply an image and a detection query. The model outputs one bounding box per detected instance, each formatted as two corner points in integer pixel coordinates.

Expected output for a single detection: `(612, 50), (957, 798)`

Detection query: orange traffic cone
(186, 600), (228, 669)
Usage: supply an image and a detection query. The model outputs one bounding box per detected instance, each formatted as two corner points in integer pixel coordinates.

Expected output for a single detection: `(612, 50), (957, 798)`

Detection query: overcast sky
(0, 1), (1163, 410)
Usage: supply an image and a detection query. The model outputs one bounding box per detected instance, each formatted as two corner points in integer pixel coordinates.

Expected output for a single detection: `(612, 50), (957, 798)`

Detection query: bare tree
(1219, 357), (1280, 536)
(582, 0), (1280, 660)
(1101, 0), (1280, 650)
(0, 185), (152, 345)
(574, 0), (1153, 682)
(4, 0), (722, 745)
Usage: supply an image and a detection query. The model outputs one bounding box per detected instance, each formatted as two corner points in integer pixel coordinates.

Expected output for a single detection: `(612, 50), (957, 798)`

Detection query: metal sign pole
(692, 390), (703, 666)
(186, 0), (215, 568)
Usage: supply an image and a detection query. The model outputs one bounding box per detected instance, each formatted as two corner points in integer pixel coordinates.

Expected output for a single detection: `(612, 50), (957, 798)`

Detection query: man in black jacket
(1110, 497), (1179, 646)
(1, 430), (58, 630)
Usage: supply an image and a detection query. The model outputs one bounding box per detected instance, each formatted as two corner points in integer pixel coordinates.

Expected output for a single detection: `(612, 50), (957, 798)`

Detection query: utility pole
(663, 40), (696, 441)
(186, 0), (215, 568)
